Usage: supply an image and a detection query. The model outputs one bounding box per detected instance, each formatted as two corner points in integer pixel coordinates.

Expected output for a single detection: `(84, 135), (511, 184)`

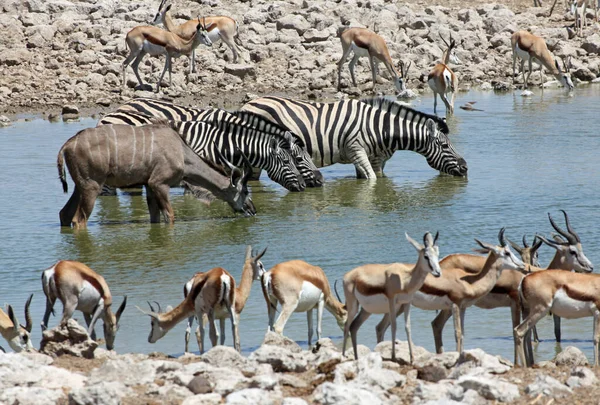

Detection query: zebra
(114, 98), (323, 186)
(240, 96), (468, 179)
(98, 110), (306, 192)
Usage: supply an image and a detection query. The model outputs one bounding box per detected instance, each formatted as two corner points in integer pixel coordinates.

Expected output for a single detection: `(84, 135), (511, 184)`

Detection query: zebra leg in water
(349, 147), (377, 179)
(369, 155), (388, 177)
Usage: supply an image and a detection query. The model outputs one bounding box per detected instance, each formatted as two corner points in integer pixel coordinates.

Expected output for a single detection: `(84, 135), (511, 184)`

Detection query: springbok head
(507, 235), (543, 268)
(394, 60), (412, 92)
(103, 296), (127, 351)
(555, 56), (574, 91)
(247, 246), (268, 280)
(151, 0), (170, 25)
(1, 294), (34, 353)
(406, 231), (442, 277)
(137, 301), (174, 343)
(194, 17), (213, 48)
(440, 33), (462, 65)
(474, 228), (526, 272)
(537, 210), (593, 272)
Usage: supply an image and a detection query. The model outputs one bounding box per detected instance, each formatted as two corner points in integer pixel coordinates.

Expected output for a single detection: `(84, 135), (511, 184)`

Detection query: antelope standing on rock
(342, 232), (442, 363)
(260, 260), (347, 346)
(428, 34), (462, 116)
(41, 261), (127, 350)
(183, 246), (267, 353)
(139, 266), (241, 352)
(0, 294), (34, 353)
(337, 26), (410, 93)
(122, 17), (212, 93)
(152, 0), (241, 68)
(511, 30), (574, 90)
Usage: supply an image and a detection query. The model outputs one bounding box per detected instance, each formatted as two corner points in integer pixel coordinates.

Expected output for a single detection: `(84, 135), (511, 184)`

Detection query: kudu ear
(7, 305), (19, 332)
(116, 296), (127, 323)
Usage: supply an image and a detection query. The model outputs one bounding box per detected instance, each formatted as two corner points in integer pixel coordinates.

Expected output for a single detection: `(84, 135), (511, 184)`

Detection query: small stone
(96, 98), (111, 107)
(62, 113), (80, 122)
(40, 319), (97, 358)
(418, 365), (448, 382)
(458, 375), (520, 402)
(62, 104), (79, 115)
(554, 346), (589, 367)
(182, 393), (222, 405)
(261, 331), (302, 353)
(0, 115), (11, 127)
(566, 366), (598, 388)
(525, 374), (572, 398)
(187, 375), (213, 394)
(224, 64), (256, 79)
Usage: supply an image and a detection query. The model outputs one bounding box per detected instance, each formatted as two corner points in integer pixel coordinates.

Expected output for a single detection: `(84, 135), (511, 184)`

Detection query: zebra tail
(57, 145), (68, 193)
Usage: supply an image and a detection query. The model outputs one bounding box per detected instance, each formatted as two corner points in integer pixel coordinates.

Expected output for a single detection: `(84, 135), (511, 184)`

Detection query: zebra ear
(269, 138), (280, 153)
(425, 118), (438, 138)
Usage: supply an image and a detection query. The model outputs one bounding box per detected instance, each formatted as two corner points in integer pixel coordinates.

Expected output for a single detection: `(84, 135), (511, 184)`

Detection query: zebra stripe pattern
(241, 96), (468, 179)
(114, 98), (323, 186)
(99, 110), (305, 192)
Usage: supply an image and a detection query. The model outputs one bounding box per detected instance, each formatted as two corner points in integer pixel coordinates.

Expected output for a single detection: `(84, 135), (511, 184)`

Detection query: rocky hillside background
(1, 0), (599, 117)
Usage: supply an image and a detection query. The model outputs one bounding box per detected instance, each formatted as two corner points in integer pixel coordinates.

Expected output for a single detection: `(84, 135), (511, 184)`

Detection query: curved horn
(116, 296), (127, 323)
(522, 234), (529, 248)
(548, 212), (573, 244)
(334, 280), (342, 302)
(202, 16), (206, 30)
(433, 231), (439, 246)
(154, 301), (162, 313)
(498, 227), (506, 247)
(439, 33), (449, 48)
(506, 238), (523, 254)
(561, 210), (580, 243)
(24, 293), (33, 332)
(147, 301), (155, 312)
(255, 246), (268, 261)
(536, 234), (562, 248)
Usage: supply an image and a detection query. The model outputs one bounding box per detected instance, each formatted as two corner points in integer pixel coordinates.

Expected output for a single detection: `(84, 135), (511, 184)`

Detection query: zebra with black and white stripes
(99, 110), (306, 192)
(241, 96), (468, 179)
(113, 98), (323, 186)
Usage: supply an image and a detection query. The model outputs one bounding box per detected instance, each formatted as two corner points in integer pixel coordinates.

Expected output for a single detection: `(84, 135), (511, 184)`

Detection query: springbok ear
(135, 305), (159, 319)
(7, 305), (19, 332)
(116, 296), (127, 323)
(555, 59), (560, 72)
(166, 305), (173, 312)
(506, 238), (523, 254)
(165, 4), (171, 12)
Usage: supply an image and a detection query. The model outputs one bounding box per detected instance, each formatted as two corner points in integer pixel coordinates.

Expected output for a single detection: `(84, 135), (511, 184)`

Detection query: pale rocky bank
(3, 320), (600, 404)
(1, 0), (600, 120)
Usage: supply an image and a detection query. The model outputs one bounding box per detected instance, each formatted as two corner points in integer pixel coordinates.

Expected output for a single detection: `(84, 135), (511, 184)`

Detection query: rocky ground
(1, 0), (600, 122)
(3, 319), (600, 404)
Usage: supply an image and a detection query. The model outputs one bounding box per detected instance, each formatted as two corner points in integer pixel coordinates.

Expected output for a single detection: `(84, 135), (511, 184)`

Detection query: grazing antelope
(138, 266), (241, 352)
(0, 294), (34, 352)
(152, 0), (241, 68)
(376, 228), (526, 355)
(428, 34), (461, 116)
(261, 260), (347, 347)
(511, 30), (574, 90)
(184, 246), (267, 353)
(122, 18), (212, 93)
(571, 0), (598, 37)
(342, 232), (441, 363)
(41, 261), (127, 350)
(337, 27), (410, 93)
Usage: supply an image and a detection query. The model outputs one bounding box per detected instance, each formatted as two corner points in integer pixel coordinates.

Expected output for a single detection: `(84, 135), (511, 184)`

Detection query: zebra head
(423, 118), (467, 177)
(266, 138), (306, 192)
(283, 132), (324, 187)
(215, 148), (256, 216)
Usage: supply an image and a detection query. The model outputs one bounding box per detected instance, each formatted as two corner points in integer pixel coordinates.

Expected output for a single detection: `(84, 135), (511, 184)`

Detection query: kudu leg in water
(59, 185), (81, 226)
(73, 182), (102, 228)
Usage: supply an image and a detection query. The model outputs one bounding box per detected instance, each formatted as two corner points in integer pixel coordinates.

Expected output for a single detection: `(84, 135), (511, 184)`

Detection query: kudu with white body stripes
(0, 294), (34, 352)
(342, 232), (441, 363)
(337, 27), (410, 93)
(138, 266), (241, 352)
(57, 124), (255, 228)
(122, 17), (212, 93)
(375, 228), (526, 355)
(511, 30), (574, 90)
(261, 260), (347, 346)
(242, 97), (468, 179)
(41, 261), (127, 350)
(183, 246), (266, 353)
(107, 97), (323, 187)
(428, 34), (461, 116)
(152, 0), (241, 67)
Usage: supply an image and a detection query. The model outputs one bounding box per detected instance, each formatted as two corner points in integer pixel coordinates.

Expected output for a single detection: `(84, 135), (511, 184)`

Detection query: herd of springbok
(2, 211), (598, 367)
(121, 1), (579, 116)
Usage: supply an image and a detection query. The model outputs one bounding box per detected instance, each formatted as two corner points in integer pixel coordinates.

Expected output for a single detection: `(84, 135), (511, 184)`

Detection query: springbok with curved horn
(343, 232), (441, 363)
(139, 266), (241, 352)
(428, 34), (461, 116)
(41, 261), (127, 350)
(184, 246), (267, 353)
(337, 26), (411, 93)
(122, 17), (213, 93)
(152, 0), (241, 67)
(0, 294), (34, 352)
(511, 30), (574, 90)
(261, 259), (347, 346)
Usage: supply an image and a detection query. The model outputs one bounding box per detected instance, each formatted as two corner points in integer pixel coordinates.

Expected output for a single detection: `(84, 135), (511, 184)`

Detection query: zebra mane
(360, 97), (450, 135)
(231, 110), (306, 148)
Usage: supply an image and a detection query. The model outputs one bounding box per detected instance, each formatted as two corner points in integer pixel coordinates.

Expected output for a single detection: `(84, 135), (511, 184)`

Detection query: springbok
(375, 228), (526, 355)
(139, 266), (241, 352)
(152, 0), (241, 68)
(428, 34), (461, 116)
(261, 260), (347, 346)
(571, 0), (598, 37)
(342, 232), (441, 363)
(337, 26), (410, 93)
(41, 261), (127, 350)
(0, 294), (34, 352)
(122, 18), (212, 93)
(183, 246), (267, 353)
(511, 30), (574, 90)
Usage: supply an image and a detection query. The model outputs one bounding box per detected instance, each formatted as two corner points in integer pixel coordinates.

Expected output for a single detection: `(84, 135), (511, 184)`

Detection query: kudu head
(103, 296), (127, 351)
(406, 231), (442, 278)
(555, 56), (574, 91)
(1, 294), (34, 353)
(474, 228), (526, 272)
(507, 235), (543, 269)
(537, 210), (593, 272)
(214, 147), (256, 216)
